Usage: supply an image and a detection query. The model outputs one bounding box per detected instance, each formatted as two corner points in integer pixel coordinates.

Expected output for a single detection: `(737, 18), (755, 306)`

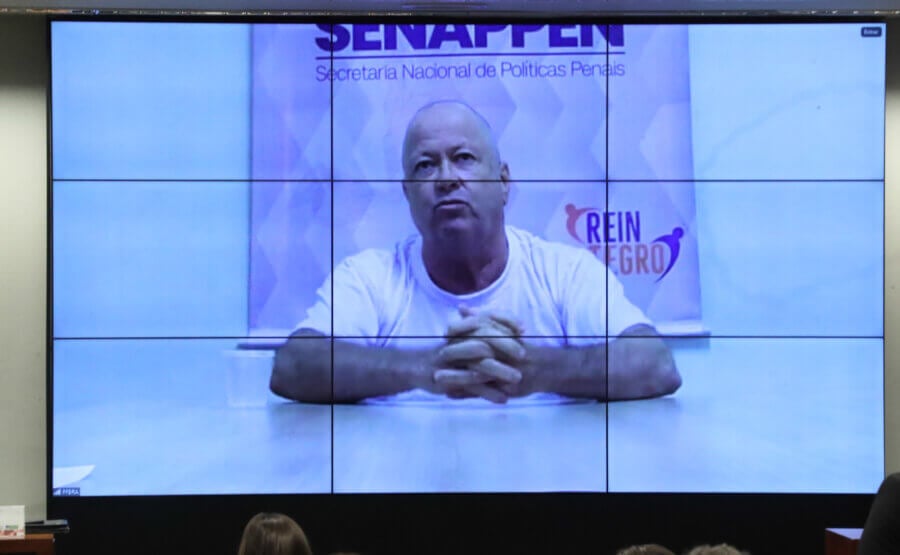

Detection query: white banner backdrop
(249, 24), (703, 335)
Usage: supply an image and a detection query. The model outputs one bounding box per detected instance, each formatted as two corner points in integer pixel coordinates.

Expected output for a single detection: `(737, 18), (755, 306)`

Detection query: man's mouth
(435, 199), (469, 210)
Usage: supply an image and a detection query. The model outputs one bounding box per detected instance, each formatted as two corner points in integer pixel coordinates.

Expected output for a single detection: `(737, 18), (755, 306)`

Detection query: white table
(52, 337), (883, 495)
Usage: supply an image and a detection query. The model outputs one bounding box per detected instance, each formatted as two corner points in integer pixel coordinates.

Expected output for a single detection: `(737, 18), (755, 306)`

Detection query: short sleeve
(605, 268), (652, 336)
(560, 250), (650, 341)
(295, 251), (385, 338)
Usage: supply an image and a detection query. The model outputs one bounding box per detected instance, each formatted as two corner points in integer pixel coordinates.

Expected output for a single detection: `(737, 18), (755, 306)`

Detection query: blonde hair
(237, 512), (312, 555)
(685, 544), (747, 555)
(617, 544), (676, 555)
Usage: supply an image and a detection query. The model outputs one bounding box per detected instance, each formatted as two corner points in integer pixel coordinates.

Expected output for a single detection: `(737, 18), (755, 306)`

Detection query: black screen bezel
(46, 14), (887, 555)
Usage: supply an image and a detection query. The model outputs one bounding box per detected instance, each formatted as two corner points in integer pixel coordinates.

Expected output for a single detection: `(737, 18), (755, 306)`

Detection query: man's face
(402, 103), (510, 243)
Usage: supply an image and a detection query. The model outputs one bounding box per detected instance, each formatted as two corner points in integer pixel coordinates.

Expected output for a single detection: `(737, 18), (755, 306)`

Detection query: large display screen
(50, 21), (885, 496)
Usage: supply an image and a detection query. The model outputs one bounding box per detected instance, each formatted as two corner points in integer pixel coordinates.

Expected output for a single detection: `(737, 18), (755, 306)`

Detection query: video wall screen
(50, 21), (884, 497)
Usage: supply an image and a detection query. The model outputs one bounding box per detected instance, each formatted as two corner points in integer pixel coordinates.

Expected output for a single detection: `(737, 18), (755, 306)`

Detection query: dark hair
(859, 473), (900, 555)
(237, 512), (312, 555)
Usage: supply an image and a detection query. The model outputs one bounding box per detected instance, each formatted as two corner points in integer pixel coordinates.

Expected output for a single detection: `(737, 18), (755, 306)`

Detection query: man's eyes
(413, 153), (476, 174)
(414, 160), (435, 173)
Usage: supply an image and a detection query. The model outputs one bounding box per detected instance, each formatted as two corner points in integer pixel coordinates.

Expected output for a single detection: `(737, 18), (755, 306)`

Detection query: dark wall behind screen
(0, 13), (895, 555)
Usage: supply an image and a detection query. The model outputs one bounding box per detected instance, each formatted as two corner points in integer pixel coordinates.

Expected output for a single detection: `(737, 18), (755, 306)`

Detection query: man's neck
(421, 230), (509, 295)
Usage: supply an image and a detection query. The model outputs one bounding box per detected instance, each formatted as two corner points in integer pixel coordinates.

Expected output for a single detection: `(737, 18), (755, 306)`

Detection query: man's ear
(499, 163), (511, 204)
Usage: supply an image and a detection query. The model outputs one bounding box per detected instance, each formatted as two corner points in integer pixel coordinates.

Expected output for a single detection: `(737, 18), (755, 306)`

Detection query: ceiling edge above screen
(11, 0), (900, 16)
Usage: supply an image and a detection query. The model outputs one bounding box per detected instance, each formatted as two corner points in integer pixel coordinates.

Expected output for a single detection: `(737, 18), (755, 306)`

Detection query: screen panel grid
(50, 21), (885, 497)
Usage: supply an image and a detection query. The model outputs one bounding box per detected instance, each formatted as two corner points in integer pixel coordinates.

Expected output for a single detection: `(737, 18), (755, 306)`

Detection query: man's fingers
(434, 369), (492, 386)
(445, 320), (527, 362)
(447, 315), (524, 339)
(436, 347), (523, 384)
(436, 339), (492, 366)
(496, 382), (518, 396)
(442, 381), (509, 403)
(464, 383), (508, 404)
(446, 388), (477, 400)
(470, 358), (522, 384)
(458, 305), (525, 335)
(434, 359), (522, 387)
(480, 335), (526, 362)
(447, 315), (512, 338)
(487, 313), (525, 336)
(436, 367), (515, 404)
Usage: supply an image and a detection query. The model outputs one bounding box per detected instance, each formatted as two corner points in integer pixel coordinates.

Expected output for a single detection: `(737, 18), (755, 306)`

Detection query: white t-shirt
(298, 226), (649, 348)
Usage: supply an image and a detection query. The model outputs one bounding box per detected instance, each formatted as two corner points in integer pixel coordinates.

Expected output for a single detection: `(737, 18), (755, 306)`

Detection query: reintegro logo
(565, 204), (683, 282)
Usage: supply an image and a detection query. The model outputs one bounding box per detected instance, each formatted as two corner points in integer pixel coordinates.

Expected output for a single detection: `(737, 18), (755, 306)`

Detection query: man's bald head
(398, 100), (511, 259)
(401, 100), (503, 179)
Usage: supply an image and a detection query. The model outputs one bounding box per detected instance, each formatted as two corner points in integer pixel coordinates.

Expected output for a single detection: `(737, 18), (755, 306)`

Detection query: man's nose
(435, 159), (461, 190)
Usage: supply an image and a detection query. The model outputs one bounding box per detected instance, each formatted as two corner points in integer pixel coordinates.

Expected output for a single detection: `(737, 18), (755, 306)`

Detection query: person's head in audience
(238, 512), (312, 555)
(617, 544), (676, 555)
(859, 472), (900, 555)
(685, 544), (747, 555)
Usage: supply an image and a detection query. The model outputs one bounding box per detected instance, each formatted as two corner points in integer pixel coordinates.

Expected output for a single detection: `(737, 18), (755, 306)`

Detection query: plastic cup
(224, 349), (275, 408)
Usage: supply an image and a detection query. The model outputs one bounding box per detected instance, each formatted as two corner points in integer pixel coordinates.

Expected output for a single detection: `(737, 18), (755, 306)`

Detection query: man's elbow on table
(611, 336), (682, 400)
(270, 347), (333, 404)
(639, 340), (681, 398)
(647, 352), (681, 398)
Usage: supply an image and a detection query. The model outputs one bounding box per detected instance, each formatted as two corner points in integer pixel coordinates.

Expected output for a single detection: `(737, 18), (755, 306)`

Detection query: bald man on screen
(271, 100), (681, 404)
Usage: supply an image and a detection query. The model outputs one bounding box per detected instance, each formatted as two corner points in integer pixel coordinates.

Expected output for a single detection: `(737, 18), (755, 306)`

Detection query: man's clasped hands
(428, 305), (537, 403)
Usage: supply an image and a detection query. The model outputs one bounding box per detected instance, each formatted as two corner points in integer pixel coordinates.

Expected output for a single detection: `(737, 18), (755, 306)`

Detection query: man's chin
(433, 221), (478, 242)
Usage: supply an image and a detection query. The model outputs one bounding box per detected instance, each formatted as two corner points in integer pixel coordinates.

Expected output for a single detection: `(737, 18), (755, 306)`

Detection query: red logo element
(565, 203), (602, 254)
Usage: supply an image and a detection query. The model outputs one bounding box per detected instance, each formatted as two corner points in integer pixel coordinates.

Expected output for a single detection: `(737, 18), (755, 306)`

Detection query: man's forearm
(271, 331), (435, 403)
(524, 326), (681, 401)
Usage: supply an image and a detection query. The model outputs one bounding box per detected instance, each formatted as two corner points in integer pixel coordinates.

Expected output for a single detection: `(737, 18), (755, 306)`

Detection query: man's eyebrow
(411, 141), (470, 155)
(409, 147), (436, 158)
